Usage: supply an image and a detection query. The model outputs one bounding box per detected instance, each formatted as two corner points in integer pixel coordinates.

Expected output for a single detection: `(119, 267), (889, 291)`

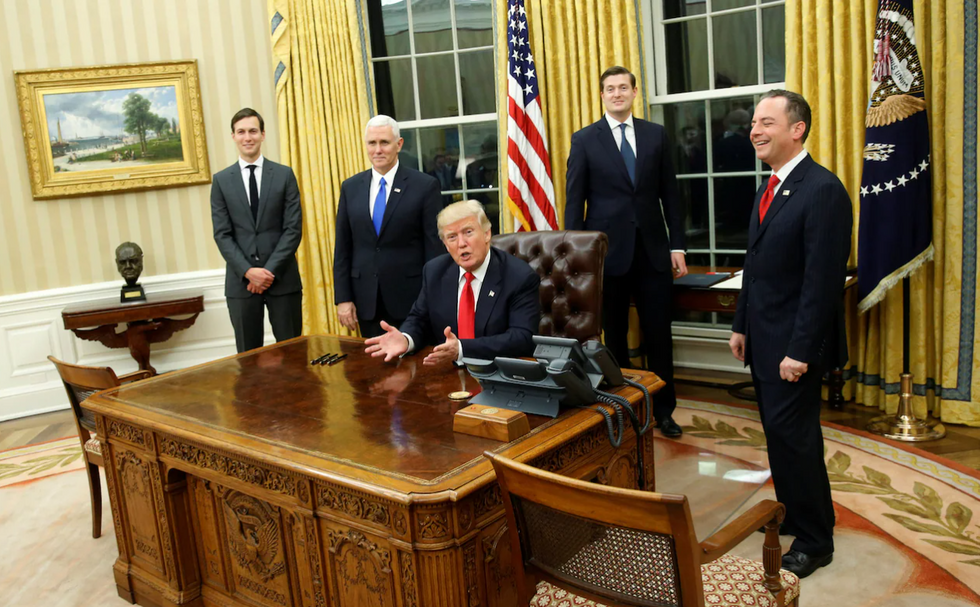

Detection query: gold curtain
(496, 0), (645, 231)
(268, 0), (372, 335)
(787, 0), (979, 425)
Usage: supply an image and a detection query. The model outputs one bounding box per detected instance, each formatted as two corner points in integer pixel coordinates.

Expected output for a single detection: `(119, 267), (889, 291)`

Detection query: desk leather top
(83, 335), (662, 497)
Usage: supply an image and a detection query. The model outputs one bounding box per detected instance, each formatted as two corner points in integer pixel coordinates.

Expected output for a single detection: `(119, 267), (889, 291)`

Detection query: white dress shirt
(403, 250), (492, 362)
(769, 149), (810, 191)
(369, 161), (399, 219)
(238, 155), (264, 207)
(603, 113), (685, 256)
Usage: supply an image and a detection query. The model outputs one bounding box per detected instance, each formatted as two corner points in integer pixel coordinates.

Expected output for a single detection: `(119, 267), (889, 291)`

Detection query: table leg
(829, 367), (845, 410)
(126, 321), (160, 375)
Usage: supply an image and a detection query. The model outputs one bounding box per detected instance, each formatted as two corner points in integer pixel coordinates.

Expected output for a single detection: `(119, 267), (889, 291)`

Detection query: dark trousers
(227, 291), (303, 353)
(602, 235), (677, 421)
(751, 360), (835, 557)
(359, 289), (405, 339)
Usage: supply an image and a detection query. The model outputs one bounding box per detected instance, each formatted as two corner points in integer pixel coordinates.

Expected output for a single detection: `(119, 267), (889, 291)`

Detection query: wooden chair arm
(118, 369), (153, 383)
(699, 499), (785, 562)
(700, 500), (787, 601)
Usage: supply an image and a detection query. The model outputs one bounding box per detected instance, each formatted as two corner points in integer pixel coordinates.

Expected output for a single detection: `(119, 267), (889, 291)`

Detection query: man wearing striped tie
(565, 66), (688, 438)
(334, 115), (443, 338)
(364, 200), (540, 366)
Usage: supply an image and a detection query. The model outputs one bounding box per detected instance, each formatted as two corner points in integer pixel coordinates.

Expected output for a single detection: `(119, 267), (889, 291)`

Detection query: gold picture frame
(14, 60), (210, 199)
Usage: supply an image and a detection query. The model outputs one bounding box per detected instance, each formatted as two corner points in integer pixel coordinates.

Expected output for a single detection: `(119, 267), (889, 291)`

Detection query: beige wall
(0, 0), (279, 296)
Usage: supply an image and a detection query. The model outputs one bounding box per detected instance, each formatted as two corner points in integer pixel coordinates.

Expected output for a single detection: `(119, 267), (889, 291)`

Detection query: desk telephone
(463, 335), (653, 488)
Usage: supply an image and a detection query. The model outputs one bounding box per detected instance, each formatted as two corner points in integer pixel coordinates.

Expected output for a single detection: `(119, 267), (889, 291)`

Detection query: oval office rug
(1, 401), (979, 606)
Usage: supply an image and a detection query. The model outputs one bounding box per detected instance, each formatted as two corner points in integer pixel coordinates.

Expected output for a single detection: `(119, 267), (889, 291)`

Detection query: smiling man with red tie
(730, 90), (852, 579)
(364, 200), (540, 366)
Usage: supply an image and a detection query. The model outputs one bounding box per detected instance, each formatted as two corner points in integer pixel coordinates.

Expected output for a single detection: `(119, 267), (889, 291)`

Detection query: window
(644, 0), (785, 325)
(366, 0), (501, 233)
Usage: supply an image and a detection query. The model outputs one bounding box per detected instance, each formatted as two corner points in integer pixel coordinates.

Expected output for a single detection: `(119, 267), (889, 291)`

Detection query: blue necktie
(373, 177), (387, 235)
(619, 123), (636, 185)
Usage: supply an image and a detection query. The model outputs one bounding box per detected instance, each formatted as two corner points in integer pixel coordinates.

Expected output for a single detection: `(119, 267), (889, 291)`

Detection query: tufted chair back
(492, 230), (608, 343)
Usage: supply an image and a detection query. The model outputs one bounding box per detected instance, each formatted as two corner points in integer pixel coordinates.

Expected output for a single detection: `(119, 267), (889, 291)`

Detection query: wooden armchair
(48, 356), (152, 538)
(486, 452), (800, 607)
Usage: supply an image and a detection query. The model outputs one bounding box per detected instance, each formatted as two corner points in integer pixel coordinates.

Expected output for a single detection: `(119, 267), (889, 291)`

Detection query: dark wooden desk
(62, 290), (204, 375)
(83, 335), (662, 607)
(672, 267), (857, 408)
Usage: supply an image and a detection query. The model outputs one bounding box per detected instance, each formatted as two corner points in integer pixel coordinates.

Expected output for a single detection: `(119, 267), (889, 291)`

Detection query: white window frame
(368, 0), (500, 214)
(641, 0), (786, 327)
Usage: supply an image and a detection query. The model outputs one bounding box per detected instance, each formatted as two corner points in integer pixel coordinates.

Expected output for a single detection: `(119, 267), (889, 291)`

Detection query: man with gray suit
(211, 108), (303, 353)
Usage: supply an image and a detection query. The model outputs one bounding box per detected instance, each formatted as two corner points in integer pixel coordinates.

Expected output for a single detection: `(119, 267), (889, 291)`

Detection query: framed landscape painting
(14, 60), (210, 199)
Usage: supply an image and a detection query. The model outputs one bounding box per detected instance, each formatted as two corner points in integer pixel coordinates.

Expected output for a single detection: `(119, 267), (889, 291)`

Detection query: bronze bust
(116, 242), (146, 302)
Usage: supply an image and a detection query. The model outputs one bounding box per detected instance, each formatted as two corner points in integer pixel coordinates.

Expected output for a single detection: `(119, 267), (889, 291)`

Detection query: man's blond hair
(437, 200), (492, 238)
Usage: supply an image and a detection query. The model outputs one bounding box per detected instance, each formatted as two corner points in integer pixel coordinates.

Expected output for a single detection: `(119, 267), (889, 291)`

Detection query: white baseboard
(0, 270), (276, 422)
(671, 325), (751, 375)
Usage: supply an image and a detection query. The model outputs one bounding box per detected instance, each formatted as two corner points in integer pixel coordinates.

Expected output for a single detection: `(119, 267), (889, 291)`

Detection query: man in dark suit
(565, 66), (688, 437)
(365, 200), (540, 365)
(211, 108), (303, 353)
(334, 115), (443, 338)
(730, 90), (852, 578)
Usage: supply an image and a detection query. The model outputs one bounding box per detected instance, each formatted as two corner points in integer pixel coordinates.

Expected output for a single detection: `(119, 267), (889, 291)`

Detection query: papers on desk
(709, 271), (743, 290)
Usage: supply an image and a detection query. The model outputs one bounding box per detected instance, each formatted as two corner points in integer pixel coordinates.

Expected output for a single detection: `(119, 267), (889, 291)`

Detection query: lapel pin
(489, 290), (495, 298)
(394, 188), (402, 193)
(783, 190), (791, 195)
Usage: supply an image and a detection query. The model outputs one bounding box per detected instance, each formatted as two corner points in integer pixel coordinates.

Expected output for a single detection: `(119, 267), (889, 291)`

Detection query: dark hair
(760, 89), (811, 143)
(599, 66), (636, 91)
(230, 108), (264, 133)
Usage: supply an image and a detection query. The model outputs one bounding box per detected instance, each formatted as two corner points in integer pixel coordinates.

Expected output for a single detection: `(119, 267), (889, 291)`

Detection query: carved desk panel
(84, 336), (662, 607)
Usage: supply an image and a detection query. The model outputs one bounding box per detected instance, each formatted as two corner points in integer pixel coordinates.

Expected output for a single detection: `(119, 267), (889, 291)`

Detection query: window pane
(420, 126), (462, 193)
(458, 50), (495, 115)
(460, 122), (498, 189)
(413, 0), (454, 53)
(399, 128), (420, 170)
(369, 0), (410, 58)
(467, 190), (500, 235)
(665, 19), (709, 94)
(417, 54), (459, 118)
(374, 58), (416, 121)
(710, 97), (755, 173)
(713, 11), (758, 87)
(713, 0), (753, 10)
(456, 0), (492, 49)
(679, 177), (709, 249)
(663, 0), (705, 19)
(662, 101), (706, 177)
(714, 252), (745, 268)
(713, 177), (758, 250)
(762, 6), (786, 83)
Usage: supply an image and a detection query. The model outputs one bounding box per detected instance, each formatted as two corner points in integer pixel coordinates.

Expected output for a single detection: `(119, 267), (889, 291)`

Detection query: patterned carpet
(1, 400), (978, 606)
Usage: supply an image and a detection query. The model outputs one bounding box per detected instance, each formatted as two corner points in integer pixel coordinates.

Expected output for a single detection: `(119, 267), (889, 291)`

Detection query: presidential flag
(505, 0), (559, 231)
(858, 0), (933, 312)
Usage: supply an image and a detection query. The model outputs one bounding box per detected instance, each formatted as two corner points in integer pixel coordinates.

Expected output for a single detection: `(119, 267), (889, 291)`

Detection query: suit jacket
(732, 155), (852, 382)
(210, 159), (303, 298)
(333, 165), (442, 320)
(399, 248), (541, 360)
(565, 117), (685, 275)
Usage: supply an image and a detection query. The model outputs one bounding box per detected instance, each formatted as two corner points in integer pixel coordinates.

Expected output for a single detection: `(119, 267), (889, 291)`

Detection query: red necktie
(759, 174), (781, 223)
(458, 272), (476, 339)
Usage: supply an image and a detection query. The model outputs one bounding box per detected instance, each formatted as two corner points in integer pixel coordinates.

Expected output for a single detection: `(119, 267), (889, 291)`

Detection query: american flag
(506, 0), (559, 231)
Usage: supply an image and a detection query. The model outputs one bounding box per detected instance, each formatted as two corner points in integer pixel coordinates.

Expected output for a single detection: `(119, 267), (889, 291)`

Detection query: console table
(62, 290), (204, 375)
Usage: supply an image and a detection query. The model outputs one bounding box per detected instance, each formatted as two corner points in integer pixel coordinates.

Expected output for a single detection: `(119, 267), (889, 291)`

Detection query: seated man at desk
(365, 200), (540, 366)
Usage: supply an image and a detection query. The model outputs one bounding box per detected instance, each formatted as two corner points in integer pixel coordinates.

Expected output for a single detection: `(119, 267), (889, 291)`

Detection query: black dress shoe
(658, 416), (683, 438)
(781, 549), (833, 578)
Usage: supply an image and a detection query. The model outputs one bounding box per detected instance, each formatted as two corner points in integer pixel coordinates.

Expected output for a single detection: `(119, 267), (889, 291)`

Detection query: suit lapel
(749, 156), (813, 248)
(596, 119), (633, 186)
(474, 251), (502, 338)
(227, 164), (256, 229)
(256, 161), (274, 227)
(443, 263), (461, 335)
(378, 166), (407, 238)
(632, 119), (647, 187)
(353, 171), (376, 243)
